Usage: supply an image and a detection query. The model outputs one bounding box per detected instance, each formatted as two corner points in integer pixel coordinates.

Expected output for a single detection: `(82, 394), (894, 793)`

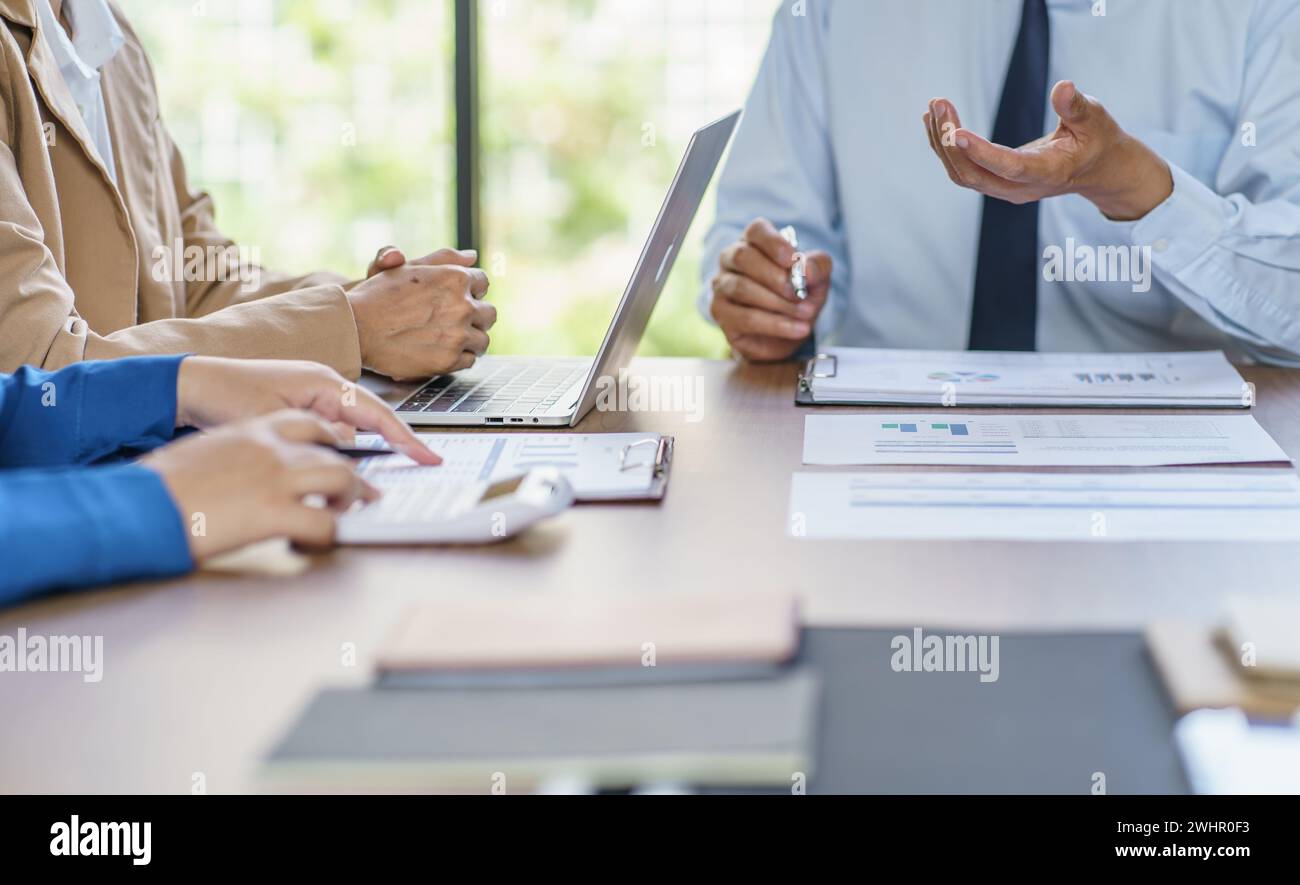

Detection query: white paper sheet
(355, 432), (664, 500)
(806, 348), (1249, 407)
(803, 414), (1291, 468)
(788, 471), (1300, 542)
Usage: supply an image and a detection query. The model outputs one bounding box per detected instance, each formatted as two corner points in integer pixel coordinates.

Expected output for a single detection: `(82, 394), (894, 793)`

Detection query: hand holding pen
(780, 226), (809, 301)
(709, 217), (833, 363)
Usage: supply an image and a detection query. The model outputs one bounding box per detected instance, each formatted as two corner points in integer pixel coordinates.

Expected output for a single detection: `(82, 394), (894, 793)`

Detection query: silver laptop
(393, 110), (741, 427)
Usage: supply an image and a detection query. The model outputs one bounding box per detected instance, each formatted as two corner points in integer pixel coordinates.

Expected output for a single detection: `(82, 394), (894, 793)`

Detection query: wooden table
(3, 356), (1299, 793)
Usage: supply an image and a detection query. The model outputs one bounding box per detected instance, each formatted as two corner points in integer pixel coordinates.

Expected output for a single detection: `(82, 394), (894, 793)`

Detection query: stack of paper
(792, 350), (1294, 545)
(801, 348), (1251, 408)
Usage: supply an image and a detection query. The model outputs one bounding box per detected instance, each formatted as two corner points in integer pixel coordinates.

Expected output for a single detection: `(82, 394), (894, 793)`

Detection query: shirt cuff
(78, 355), (188, 462)
(1129, 163), (1231, 275)
(71, 464), (194, 587)
(0, 464), (193, 606)
(329, 285), (366, 380)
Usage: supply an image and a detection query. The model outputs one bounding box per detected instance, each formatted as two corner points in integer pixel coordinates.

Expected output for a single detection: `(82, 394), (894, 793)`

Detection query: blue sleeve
(0, 355), (186, 469)
(0, 463), (194, 608)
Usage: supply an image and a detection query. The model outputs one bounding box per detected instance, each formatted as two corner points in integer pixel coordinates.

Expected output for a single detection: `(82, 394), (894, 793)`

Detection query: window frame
(454, 0), (480, 252)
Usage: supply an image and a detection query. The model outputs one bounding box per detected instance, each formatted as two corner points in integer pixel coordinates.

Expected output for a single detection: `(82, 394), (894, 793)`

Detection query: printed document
(788, 471), (1300, 542)
(802, 414), (1290, 467)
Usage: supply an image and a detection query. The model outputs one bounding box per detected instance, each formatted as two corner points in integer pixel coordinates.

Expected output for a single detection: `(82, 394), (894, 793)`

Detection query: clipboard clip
(619, 436), (673, 474)
(799, 353), (838, 392)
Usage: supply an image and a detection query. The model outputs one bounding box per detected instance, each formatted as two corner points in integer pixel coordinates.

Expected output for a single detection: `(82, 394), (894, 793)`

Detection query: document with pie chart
(798, 348), (1249, 408)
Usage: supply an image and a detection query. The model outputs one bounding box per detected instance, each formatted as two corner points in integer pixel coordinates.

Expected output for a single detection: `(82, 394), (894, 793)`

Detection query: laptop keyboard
(397, 360), (589, 415)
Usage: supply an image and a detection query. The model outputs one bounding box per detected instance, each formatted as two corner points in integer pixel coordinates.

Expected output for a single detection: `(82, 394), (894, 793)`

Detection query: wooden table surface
(3, 356), (1299, 793)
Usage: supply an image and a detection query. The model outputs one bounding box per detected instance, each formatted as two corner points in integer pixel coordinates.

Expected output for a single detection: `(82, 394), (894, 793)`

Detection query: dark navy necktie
(968, 0), (1050, 352)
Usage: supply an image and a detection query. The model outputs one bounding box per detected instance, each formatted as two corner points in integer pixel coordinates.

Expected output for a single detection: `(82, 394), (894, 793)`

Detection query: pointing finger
(337, 386), (442, 466)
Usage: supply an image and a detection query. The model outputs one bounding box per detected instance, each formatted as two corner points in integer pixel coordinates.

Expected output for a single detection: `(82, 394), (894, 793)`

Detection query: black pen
(319, 444), (398, 460)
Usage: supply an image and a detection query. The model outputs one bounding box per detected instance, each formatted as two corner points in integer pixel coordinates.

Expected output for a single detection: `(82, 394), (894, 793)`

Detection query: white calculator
(337, 460), (575, 546)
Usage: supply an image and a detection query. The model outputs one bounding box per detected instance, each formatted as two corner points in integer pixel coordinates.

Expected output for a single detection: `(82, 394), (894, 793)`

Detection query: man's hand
(923, 80), (1173, 221)
(141, 411), (380, 561)
(348, 260), (496, 382)
(709, 218), (830, 362)
(175, 356), (440, 465)
(365, 245), (479, 279)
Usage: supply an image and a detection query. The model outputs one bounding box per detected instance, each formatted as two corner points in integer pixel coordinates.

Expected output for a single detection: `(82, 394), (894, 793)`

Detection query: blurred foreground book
(263, 674), (817, 793)
(263, 589), (814, 792)
(376, 589), (799, 688)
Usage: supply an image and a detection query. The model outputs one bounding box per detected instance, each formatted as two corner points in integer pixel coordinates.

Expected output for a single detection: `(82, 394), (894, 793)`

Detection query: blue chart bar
(477, 439), (508, 481)
(950, 424), (969, 436)
(900, 424), (918, 433)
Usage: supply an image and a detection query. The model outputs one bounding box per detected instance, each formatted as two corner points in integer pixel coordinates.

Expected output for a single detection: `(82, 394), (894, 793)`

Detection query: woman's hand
(175, 356), (440, 465)
(141, 411), (380, 561)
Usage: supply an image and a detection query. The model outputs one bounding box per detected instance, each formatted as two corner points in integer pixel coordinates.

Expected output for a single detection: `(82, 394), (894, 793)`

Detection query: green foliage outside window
(121, 0), (772, 359)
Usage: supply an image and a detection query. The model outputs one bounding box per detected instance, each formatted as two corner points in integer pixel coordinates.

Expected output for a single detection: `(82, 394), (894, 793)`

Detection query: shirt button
(1153, 239), (1169, 253)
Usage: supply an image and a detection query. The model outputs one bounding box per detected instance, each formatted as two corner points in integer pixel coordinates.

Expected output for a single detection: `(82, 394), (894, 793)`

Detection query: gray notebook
(264, 670), (818, 793)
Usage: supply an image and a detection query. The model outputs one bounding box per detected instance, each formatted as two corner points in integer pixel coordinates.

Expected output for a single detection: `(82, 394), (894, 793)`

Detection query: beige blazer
(0, 0), (362, 376)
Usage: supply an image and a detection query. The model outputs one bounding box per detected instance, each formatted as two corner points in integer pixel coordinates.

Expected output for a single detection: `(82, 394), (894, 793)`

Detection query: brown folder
(376, 589), (800, 679)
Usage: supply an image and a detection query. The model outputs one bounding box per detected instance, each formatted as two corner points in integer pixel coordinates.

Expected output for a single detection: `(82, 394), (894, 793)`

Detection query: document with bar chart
(354, 432), (670, 501)
(798, 348), (1249, 408)
(788, 471), (1300, 542)
(802, 414), (1291, 467)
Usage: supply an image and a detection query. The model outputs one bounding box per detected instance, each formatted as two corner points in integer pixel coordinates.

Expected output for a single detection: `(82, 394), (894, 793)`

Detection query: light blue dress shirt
(700, 0), (1300, 364)
(34, 0), (124, 183)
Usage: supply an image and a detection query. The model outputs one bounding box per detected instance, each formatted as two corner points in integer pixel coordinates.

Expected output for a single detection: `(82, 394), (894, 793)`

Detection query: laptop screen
(570, 110), (743, 424)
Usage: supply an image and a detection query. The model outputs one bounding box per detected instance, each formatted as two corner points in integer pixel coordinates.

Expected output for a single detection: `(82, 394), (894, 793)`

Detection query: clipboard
(357, 431), (675, 504)
(795, 354), (837, 407)
(796, 347), (1252, 409)
(613, 435), (675, 502)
